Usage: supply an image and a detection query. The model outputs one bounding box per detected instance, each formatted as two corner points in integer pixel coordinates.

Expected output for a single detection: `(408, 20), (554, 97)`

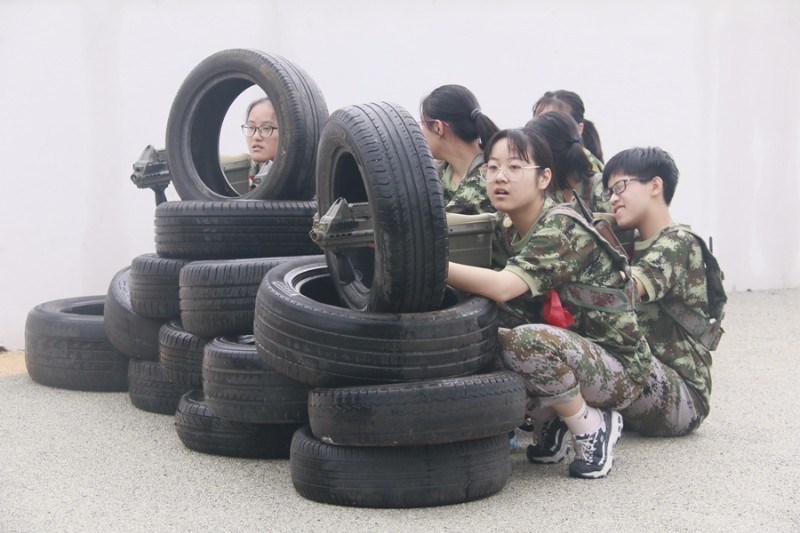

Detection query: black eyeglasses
(601, 178), (650, 202)
(241, 124), (278, 138)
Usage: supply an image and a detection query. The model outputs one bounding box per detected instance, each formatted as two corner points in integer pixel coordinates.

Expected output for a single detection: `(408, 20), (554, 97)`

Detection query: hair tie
(570, 137), (581, 145)
(470, 108), (482, 120)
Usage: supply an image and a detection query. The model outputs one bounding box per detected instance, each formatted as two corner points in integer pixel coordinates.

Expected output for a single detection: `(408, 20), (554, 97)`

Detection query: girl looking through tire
(243, 97), (279, 190)
(446, 128), (652, 479)
(419, 84), (499, 214)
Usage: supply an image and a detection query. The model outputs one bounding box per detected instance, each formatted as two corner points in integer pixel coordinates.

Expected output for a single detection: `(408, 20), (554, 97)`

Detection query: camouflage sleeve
(631, 229), (695, 303)
(504, 216), (589, 297)
(591, 177), (612, 214)
(444, 173), (494, 215)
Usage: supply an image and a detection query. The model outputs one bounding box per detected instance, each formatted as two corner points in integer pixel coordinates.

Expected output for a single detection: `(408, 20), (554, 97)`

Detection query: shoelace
(573, 432), (599, 461)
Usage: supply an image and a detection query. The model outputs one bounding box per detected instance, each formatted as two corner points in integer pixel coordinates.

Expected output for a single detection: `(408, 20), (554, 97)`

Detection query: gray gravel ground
(1, 288), (798, 532)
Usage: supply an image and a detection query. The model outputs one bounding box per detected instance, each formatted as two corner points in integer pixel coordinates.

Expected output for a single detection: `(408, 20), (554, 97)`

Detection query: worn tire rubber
(174, 390), (301, 458)
(202, 335), (312, 423)
(127, 358), (187, 414)
(315, 101), (448, 313)
(129, 253), (190, 319)
(254, 257), (498, 387)
(24, 296), (129, 392)
(290, 425), (511, 508)
(104, 267), (164, 361)
(308, 371), (526, 446)
(179, 255), (322, 336)
(158, 320), (208, 389)
(166, 48), (328, 201)
(154, 200), (320, 260)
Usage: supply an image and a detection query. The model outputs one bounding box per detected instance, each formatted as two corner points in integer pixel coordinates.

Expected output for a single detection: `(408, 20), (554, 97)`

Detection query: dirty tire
(315, 101), (447, 313)
(166, 48), (328, 201)
(174, 390), (301, 458)
(179, 255), (322, 336)
(154, 200), (320, 260)
(308, 371), (526, 446)
(129, 253), (190, 319)
(127, 358), (187, 414)
(104, 267), (163, 361)
(290, 425), (511, 508)
(24, 296), (128, 391)
(158, 320), (208, 389)
(202, 335), (312, 423)
(254, 257), (498, 387)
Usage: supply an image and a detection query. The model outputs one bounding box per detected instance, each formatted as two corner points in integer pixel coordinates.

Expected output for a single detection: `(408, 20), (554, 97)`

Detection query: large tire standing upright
(166, 48), (328, 201)
(315, 102), (448, 313)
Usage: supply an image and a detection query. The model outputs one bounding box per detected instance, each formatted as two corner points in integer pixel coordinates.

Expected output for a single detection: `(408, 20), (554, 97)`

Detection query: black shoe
(568, 409), (623, 479)
(526, 417), (570, 464)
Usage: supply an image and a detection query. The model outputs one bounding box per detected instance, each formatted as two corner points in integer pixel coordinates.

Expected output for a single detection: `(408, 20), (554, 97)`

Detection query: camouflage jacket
(501, 197), (652, 385)
(631, 223), (712, 416)
(550, 173), (611, 214)
(440, 154), (495, 215)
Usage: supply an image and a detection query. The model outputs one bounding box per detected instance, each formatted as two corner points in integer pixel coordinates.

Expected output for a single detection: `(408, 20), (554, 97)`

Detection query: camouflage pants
(620, 356), (704, 436)
(498, 324), (640, 417)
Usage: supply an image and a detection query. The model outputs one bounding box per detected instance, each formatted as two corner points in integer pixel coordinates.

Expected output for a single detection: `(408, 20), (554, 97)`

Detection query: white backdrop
(1, 0), (798, 349)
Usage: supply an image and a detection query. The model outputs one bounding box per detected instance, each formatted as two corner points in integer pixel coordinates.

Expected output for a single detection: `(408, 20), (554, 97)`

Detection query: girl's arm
(447, 262), (529, 303)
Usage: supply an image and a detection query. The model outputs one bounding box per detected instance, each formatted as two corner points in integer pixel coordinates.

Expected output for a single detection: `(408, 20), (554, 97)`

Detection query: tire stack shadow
(22, 48), (527, 509)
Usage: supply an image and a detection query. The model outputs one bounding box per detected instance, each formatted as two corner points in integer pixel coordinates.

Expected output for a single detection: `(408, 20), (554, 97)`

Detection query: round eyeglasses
(601, 178), (650, 202)
(241, 124), (278, 138)
(481, 163), (541, 182)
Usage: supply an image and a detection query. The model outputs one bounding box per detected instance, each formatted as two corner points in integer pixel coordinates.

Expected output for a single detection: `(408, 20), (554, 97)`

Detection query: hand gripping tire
(315, 102), (448, 313)
(254, 257), (498, 387)
(166, 48), (328, 201)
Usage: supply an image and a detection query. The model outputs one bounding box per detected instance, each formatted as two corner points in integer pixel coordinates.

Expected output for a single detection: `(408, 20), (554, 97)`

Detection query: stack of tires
(23, 49), (526, 509)
(24, 49), (329, 459)
(253, 102), (527, 507)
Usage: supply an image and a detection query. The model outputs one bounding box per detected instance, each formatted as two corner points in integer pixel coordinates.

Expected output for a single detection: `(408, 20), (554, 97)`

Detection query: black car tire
(308, 371), (526, 446)
(202, 335), (311, 424)
(129, 253), (190, 319)
(174, 390), (301, 459)
(179, 255), (322, 336)
(254, 257), (498, 387)
(165, 48), (328, 201)
(154, 200), (320, 260)
(290, 426), (511, 508)
(24, 296), (128, 392)
(158, 320), (208, 389)
(315, 101), (447, 313)
(104, 267), (164, 361)
(127, 358), (187, 415)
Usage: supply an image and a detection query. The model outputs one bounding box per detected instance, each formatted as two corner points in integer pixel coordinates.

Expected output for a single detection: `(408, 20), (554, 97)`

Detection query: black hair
(421, 84), (499, 149)
(245, 97), (271, 121)
(602, 147), (680, 205)
(483, 128), (556, 194)
(524, 111), (593, 192)
(532, 90), (603, 162)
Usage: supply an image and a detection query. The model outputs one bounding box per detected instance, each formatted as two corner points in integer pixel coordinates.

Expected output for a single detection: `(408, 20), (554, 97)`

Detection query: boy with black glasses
(602, 147), (725, 436)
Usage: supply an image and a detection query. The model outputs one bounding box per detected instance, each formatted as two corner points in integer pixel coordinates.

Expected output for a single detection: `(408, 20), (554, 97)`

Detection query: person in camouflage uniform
(525, 110), (611, 213)
(419, 85), (499, 215)
(532, 89), (605, 172)
(602, 147), (714, 436)
(447, 128), (652, 479)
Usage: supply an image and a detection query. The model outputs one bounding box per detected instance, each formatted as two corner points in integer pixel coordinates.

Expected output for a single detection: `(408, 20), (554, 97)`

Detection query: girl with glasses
(446, 128), (652, 479)
(242, 97), (279, 190)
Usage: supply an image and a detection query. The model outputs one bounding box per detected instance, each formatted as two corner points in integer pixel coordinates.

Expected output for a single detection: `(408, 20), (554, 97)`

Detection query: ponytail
(581, 119), (604, 163)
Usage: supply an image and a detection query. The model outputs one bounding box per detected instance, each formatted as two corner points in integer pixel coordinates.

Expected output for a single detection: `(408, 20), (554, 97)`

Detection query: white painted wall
(1, 0), (798, 349)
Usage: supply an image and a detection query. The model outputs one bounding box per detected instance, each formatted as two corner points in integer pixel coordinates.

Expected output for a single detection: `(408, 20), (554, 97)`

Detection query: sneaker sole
(527, 442), (570, 464)
(570, 412), (623, 479)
